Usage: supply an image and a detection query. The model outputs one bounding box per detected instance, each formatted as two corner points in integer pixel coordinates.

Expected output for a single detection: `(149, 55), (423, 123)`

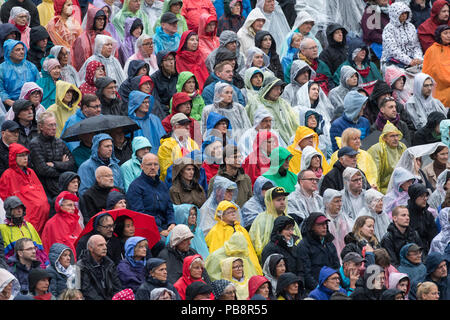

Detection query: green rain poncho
(262, 147), (297, 193)
(112, 0), (152, 40)
(249, 187), (301, 260)
(173, 71), (206, 122)
(246, 75), (299, 146)
(152, 0), (188, 35)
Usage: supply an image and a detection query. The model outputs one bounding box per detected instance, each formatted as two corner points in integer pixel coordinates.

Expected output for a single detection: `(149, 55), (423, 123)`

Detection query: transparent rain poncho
(429, 207), (450, 255)
(357, 188), (391, 242)
(428, 169), (450, 210)
(49, 46), (81, 87)
(383, 167), (417, 218)
(240, 176), (274, 228)
(340, 167), (368, 223)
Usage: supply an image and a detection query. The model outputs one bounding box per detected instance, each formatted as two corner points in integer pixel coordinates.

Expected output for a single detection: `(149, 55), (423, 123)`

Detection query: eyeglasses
(305, 46), (318, 50)
(302, 178), (320, 183)
(88, 104), (101, 109)
(327, 276), (340, 281)
(99, 224), (115, 230)
(21, 246), (37, 252)
(232, 264), (243, 270)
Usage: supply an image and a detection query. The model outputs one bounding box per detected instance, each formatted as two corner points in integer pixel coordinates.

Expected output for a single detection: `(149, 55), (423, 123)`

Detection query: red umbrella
(74, 209), (161, 249)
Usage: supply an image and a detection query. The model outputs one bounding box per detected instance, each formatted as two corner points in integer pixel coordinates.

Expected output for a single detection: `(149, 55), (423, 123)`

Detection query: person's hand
(349, 268), (360, 288)
(46, 162), (54, 167)
(409, 59), (421, 66)
(62, 154), (69, 162)
(4, 99), (14, 107)
(160, 230), (169, 237)
(167, 224), (176, 232)
(364, 244), (374, 253)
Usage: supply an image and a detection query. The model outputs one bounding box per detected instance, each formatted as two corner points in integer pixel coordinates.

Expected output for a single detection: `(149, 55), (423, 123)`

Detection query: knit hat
(43, 58), (61, 72)
(211, 279), (233, 299)
(185, 281), (212, 300)
(112, 288), (135, 300)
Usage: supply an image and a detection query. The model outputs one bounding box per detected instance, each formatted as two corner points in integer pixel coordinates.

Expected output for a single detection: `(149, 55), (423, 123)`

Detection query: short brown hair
(392, 205), (408, 217)
(214, 61), (233, 74)
(374, 248), (391, 267)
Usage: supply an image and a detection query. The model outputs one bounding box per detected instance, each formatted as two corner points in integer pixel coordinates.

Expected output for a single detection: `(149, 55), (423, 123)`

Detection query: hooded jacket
(381, 2), (423, 65)
(330, 90), (370, 152)
(422, 252), (449, 300)
(384, 65), (411, 106)
(152, 0), (188, 36)
(120, 136), (151, 192)
(319, 23), (348, 75)
(412, 111), (446, 147)
(0, 39), (40, 101)
(94, 76), (125, 116)
(237, 8), (266, 57)
(397, 243), (427, 286)
(80, 60), (105, 96)
(77, 133), (124, 196)
(275, 272), (305, 300)
(0, 143), (50, 235)
(45, 243), (77, 297)
(308, 266), (346, 300)
(119, 17), (143, 65)
(429, 208), (450, 255)
(297, 212), (340, 291)
(217, 0), (246, 36)
(280, 60), (316, 107)
(0, 23), (21, 64)
(418, 0), (450, 53)
(247, 275), (272, 300)
(382, 167), (417, 218)
(197, 13), (220, 61)
(0, 268), (21, 300)
(254, 30), (283, 80)
(173, 71), (206, 122)
(111, 0), (151, 40)
(388, 272), (410, 298)
(205, 30), (246, 74)
(173, 254), (212, 300)
(26, 26), (50, 72)
(262, 147), (297, 193)
(116, 236), (147, 293)
(240, 176), (274, 228)
(328, 65), (360, 119)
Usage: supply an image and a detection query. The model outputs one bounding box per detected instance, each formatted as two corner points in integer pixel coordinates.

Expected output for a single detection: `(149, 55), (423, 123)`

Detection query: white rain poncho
(49, 46), (81, 87)
(78, 35), (126, 86)
(281, 60), (316, 107)
(240, 47), (272, 78)
(201, 82), (252, 143)
(0, 268), (20, 300)
(428, 169), (450, 210)
(328, 65), (361, 119)
(323, 188), (353, 263)
(383, 167), (417, 218)
(357, 188), (391, 242)
(405, 73), (447, 130)
(255, 0), (290, 55)
(340, 167), (368, 223)
(429, 207), (450, 254)
(325, 0), (366, 37)
(237, 107), (286, 159)
(240, 176), (275, 229)
(123, 34), (159, 76)
(198, 176), (242, 236)
(206, 30), (246, 74)
(293, 80), (334, 124)
(262, 253), (285, 296)
(237, 8), (267, 59)
(241, 67), (264, 104)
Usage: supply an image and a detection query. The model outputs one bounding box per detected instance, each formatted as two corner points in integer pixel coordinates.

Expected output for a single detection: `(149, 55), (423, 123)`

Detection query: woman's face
(422, 286), (440, 300)
(252, 53), (264, 68)
(347, 73), (359, 87)
(441, 29), (450, 45)
(131, 26), (143, 38)
(332, 29), (343, 43)
(373, 198), (383, 214)
(251, 19), (265, 33)
(134, 240), (148, 259)
(16, 152), (28, 168)
(436, 147), (449, 165)
(95, 16), (106, 30)
(50, 66), (61, 81)
(186, 35), (199, 51)
(231, 259), (244, 279)
(190, 261), (203, 279)
(0, 281), (13, 299)
(348, 134), (361, 150)
(291, 33), (303, 49)
(261, 35), (272, 50)
(310, 155), (321, 169)
(101, 42), (114, 57)
(309, 84), (319, 102)
(231, 1), (241, 15)
(59, 249), (72, 268)
(60, 199), (75, 214)
(360, 218), (375, 239)
(58, 47), (69, 66)
(183, 77), (196, 94)
(286, 282), (299, 296)
(205, 21), (216, 33)
(256, 283), (270, 299)
(95, 66), (106, 79)
(151, 263), (167, 281)
(275, 259), (286, 278)
(29, 90), (42, 105)
(14, 13), (28, 26)
(141, 38), (154, 56)
(113, 199), (127, 209)
(394, 77), (405, 91)
(224, 189), (234, 201)
(250, 73), (263, 87)
(123, 219), (135, 237)
(140, 82), (152, 94)
(221, 86), (234, 105)
(397, 279), (409, 293)
(170, 3), (181, 14)
(306, 115), (317, 129)
(187, 208), (197, 226)
(181, 164), (195, 181)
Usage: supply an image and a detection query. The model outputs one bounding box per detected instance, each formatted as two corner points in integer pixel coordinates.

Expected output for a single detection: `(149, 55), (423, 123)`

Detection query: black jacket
(380, 222), (423, 268)
(340, 232), (378, 265)
(276, 0), (297, 28)
(0, 139), (9, 178)
(95, 76), (126, 116)
(76, 230), (123, 266)
(77, 253), (122, 300)
(0, 0), (41, 28)
(0, 24), (20, 64)
(28, 133), (75, 198)
(255, 30), (284, 80)
(26, 25), (51, 72)
(407, 183), (438, 254)
(150, 51), (178, 115)
(261, 216), (302, 276)
(79, 182), (122, 225)
(135, 274), (181, 300)
(210, 46), (244, 89)
(319, 23), (348, 75)
(296, 212), (340, 291)
(350, 265), (386, 300)
(113, 136), (132, 166)
(412, 111), (447, 146)
(13, 100), (40, 149)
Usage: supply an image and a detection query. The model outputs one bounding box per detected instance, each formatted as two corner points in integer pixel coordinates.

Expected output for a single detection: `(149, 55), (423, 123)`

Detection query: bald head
(300, 38), (318, 60)
(141, 153), (160, 177)
(87, 234), (107, 261)
(95, 166), (114, 188)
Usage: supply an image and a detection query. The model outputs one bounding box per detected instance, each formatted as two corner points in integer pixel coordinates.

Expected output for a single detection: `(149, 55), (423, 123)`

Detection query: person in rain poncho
(205, 231), (262, 285)
(357, 188), (390, 242)
(241, 67), (264, 109)
(240, 46), (271, 78)
(0, 23), (21, 65)
(405, 73), (447, 131)
(173, 254), (212, 300)
(216, 0), (246, 36)
(120, 136), (152, 192)
(153, 0), (188, 36)
(0, 268), (21, 300)
(197, 13), (220, 61)
(323, 189), (352, 264)
(382, 167), (417, 218)
(441, 119), (450, 150)
(124, 34), (159, 76)
(246, 75), (298, 146)
(299, 145), (326, 181)
(199, 176), (241, 236)
(328, 65), (361, 120)
(4, 82), (45, 125)
(384, 65), (412, 107)
(287, 168), (324, 225)
(281, 60), (315, 108)
(280, 32), (302, 84)
(79, 60), (105, 96)
(205, 201), (260, 268)
(249, 186), (301, 260)
(262, 253), (287, 297)
(340, 167), (368, 223)
(92, 0), (121, 43)
(36, 57), (61, 109)
(8, 7), (31, 48)
(368, 121), (407, 194)
(429, 204), (450, 255)
(201, 82), (252, 143)
(381, 1), (423, 68)
(254, 30), (283, 79)
(262, 147), (297, 193)
(49, 46), (81, 87)
(236, 7), (266, 58)
(170, 71), (204, 122)
(216, 257), (249, 300)
(78, 35), (126, 86)
(166, 204), (209, 260)
(287, 126), (330, 176)
(206, 30), (246, 75)
(330, 128), (378, 188)
(112, 0), (151, 40)
(428, 170), (450, 211)
(47, 80), (82, 138)
(128, 90), (165, 155)
(0, 39), (40, 106)
(422, 145), (450, 190)
(240, 176), (274, 229)
(118, 17), (144, 66)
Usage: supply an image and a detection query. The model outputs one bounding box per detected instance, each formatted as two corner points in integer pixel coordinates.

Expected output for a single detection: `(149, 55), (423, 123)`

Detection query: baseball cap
(314, 215), (330, 225)
(338, 146), (359, 158)
(343, 252), (366, 264)
(271, 186), (289, 199)
(170, 113), (191, 127)
(161, 12), (179, 24)
(407, 243), (422, 254)
(1, 120), (20, 132)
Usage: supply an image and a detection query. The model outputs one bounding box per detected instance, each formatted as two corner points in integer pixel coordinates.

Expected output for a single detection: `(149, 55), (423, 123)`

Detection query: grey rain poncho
(206, 30), (246, 74)
(293, 80), (334, 124)
(357, 188), (390, 242)
(340, 167), (368, 223)
(49, 46), (81, 87)
(383, 167), (417, 218)
(262, 253), (285, 297)
(240, 47), (272, 78)
(428, 169), (450, 210)
(326, 0), (366, 37)
(240, 176), (274, 228)
(280, 59), (316, 107)
(429, 207), (450, 255)
(328, 65), (361, 120)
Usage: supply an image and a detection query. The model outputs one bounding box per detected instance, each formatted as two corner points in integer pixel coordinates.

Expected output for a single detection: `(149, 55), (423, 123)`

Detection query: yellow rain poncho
(249, 187), (301, 260)
(37, 0), (54, 27)
(287, 126), (331, 175)
(205, 231), (262, 283)
(205, 201), (260, 273)
(367, 121), (407, 194)
(220, 257), (250, 300)
(329, 137), (378, 187)
(47, 80), (81, 138)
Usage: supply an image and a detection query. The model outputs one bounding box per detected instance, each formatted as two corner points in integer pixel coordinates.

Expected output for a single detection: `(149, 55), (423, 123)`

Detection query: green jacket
(152, 0), (189, 35)
(112, 0), (152, 39)
(171, 71), (206, 122)
(262, 147), (297, 193)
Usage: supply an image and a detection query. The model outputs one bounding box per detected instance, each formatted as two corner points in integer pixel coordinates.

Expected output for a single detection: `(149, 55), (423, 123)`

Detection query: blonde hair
(58, 289), (84, 300)
(416, 282), (438, 300)
(352, 215), (379, 246)
(341, 128), (361, 147)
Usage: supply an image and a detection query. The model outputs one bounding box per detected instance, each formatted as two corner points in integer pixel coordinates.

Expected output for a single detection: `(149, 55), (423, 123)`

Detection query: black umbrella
(360, 130), (381, 151)
(61, 114), (140, 142)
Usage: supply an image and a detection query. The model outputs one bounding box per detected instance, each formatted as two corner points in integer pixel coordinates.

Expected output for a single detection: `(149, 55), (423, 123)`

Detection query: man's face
(83, 99), (102, 117)
(97, 168), (114, 188)
(265, 85), (282, 101)
(323, 273), (341, 291)
(299, 21), (314, 35)
(176, 238), (192, 252)
(432, 261), (448, 279)
(225, 151), (243, 169)
(257, 117), (272, 130)
(40, 116), (57, 137)
(299, 170), (319, 194)
(18, 241), (37, 262)
(2, 129), (19, 145)
(10, 43), (25, 62)
(60, 199), (75, 214)
(140, 82), (152, 94)
(162, 54), (176, 74)
(380, 101), (397, 120)
(128, 0), (141, 12)
(18, 106), (34, 123)
(67, 178), (79, 194)
(102, 81), (117, 100)
(181, 164), (195, 181)
(422, 78), (433, 98)
(348, 173), (363, 194)
(225, 41), (237, 52)
(91, 235), (108, 256)
(221, 207), (237, 225)
(414, 192), (428, 208)
(332, 29), (343, 43)
(301, 40), (318, 60)
(216, 64), (234, 82)
(383, 132), (400, 148)
(340, 154), (357, 168)
(298, 135), (314, 150)
(272, 196), (286, 214)
(151, 263), (168, 281)
(141, 155), (159, 177)
(162, 21), (178, 35)
(343, 261), (363, 277)
(393, 208), (410, 228)
(263, 0), (275, 12)
(98, 139), (113, 159)
(295, 71), (310, 86)
(438, 4), (449, 21)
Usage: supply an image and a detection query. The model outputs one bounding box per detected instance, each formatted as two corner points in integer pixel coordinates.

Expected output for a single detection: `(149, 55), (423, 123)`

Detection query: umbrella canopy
(360, 130), (409, 151)
(74, 208), (161, 250)
(61, 114), (140, 142)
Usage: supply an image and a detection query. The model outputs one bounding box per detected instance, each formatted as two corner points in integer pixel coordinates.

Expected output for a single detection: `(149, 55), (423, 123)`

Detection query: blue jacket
(61, 108), (87, 152)
(329, 90), (370, 152)
(153, 26), (181, 54)
(203, 111), (236, 145)
(201, 73), (246, 106)
(128, 90), (166, 154)
(308, 266), (347, 300)
(116, 236), (148, 293)
(397, 243), (427, 287)
(46, 243), (76, 298)
(214, 0), (251, 19)
(0, 39), (40, 101)
(126, 171), (176, 232)
(77, 133), (124, 196)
